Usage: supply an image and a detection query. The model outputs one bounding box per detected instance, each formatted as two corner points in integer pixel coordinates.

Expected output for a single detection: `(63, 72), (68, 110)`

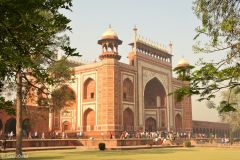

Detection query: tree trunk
(230, 129), (233, 145)
(16, 70), (23, 157)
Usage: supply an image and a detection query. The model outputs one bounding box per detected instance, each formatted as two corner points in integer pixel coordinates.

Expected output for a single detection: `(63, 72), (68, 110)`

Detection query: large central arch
(144, 77), (166, 109)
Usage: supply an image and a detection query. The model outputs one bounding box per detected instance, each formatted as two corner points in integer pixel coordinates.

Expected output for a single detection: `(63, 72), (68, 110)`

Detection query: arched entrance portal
(175, 114), (182, 131)
(144, 77), (166, 109)
(145, 117), (157, 132)
(123, 108), (134, 131)
(5, 118), (16, 134)
(83, 109), (96, 131)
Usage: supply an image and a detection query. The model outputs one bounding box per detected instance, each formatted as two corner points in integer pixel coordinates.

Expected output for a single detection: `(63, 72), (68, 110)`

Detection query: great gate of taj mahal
(48, 26), (192, 138)
(0, 26), (193, 139)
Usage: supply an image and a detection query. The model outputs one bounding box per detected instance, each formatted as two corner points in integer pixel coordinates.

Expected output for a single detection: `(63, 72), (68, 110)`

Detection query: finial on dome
(101, 25), (119, 39)
(133, 25), (137, 31)
(168, 41), (173, 54)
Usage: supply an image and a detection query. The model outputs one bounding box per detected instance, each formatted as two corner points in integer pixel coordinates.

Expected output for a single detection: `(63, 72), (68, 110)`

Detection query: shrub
(184, 141), (191, 147)
(98, 143), (106, 151)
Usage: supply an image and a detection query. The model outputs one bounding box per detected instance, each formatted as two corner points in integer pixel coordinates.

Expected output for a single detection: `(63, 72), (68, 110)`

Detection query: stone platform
(0, 138), (156, 150)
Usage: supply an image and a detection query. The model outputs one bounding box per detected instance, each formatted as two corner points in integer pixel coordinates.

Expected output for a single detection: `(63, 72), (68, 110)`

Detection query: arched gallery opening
(22, 118), (31, 134)
(83, 108), (96, 131)
(145, 117), (157, 132)
(123, 108), (134, 131)
(175, 114), (182, 131)
(123, 78), (134, 102)
(5, 118), (16, 134)
(62, 121), (71, 131)
(83, 78), (96, 101)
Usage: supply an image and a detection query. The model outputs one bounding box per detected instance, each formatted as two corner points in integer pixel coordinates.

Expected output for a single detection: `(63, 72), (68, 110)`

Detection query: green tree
(218, 87), (240, 134)
(0, 0), (80, 157)
(173, 0), (240, 112)
(51, 84), (76, 109)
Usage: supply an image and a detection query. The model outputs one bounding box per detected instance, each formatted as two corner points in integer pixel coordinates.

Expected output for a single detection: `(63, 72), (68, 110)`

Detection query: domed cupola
(176, 57), (190, 68)
(101, 26), (119, 39)
(175, 57), (192, 81)
(98, 25), (122, 60)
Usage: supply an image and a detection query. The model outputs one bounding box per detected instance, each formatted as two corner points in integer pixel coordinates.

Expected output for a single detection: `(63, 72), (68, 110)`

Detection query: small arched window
(83, 78), (96, 101)
(123, 78), (134, 102)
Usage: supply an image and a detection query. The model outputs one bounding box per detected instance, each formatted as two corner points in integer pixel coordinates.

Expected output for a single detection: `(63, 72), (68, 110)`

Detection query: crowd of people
(0, 129), (231, 140)
(24, 131), (77, 139)
(0, 129), (235, 151)
(120, 130), (191, 140)
(1, 129), (229, 140)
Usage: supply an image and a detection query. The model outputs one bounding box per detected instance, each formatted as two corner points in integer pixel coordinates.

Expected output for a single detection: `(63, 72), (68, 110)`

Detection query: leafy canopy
(51, 85), (76, 110)
(218, 87), (240, 131)
(0, 0), (80, 113)
(173, 0), (240, 112)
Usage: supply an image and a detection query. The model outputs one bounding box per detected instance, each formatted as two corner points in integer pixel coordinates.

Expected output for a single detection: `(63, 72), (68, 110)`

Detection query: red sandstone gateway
(1, 26), (232, 140)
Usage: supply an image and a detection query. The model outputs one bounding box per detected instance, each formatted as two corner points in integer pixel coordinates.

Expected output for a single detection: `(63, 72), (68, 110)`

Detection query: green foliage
(194, 0), (239, 47)
(173, 0), (240, 112)
(184, 141), (191, 147)
(218, 100), (236, 113)
(51, 85), (76, 110)
(0, 0), (80, 155)
(0, 97), (15, 115)
(98, 143), (106, 151)
(48, 58), (74, 84)
(0, 0), (80, 113)
(218, 87), (240, 132)
(170, 86), (192, 102)
(173, 65), (194, 81)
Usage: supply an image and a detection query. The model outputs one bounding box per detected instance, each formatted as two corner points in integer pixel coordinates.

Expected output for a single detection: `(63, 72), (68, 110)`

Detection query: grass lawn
(1, 147), (240, 160)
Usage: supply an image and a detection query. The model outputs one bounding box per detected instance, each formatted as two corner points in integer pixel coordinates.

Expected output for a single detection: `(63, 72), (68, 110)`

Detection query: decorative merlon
(137, 35), (171, 54)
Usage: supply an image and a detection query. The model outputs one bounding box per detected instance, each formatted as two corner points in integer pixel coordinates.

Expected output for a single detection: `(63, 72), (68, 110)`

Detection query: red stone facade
(1, 27), (221, 139)
(0, 106), (49, 137)
(192, 120), (232, 138)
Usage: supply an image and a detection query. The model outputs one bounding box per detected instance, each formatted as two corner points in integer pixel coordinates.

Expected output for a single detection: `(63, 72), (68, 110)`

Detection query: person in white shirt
(10, 131), (14, 140)
(62, 132), (65, 139)
(34, 131), (38, 139)
(55, 131), (59, 139)
(41, 132), (45, 139)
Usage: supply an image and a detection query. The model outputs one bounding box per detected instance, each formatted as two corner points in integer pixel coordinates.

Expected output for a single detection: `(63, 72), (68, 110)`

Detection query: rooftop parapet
(137, 35), (172, 55)
(129, 34), (172, 63)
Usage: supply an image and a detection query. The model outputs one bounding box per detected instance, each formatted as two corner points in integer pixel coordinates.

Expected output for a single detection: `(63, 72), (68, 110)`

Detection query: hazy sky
(64, 0), (225, 122)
